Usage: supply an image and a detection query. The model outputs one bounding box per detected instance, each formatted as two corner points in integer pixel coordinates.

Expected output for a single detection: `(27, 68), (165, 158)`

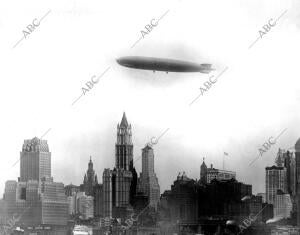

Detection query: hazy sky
(0, 0), (300, 197)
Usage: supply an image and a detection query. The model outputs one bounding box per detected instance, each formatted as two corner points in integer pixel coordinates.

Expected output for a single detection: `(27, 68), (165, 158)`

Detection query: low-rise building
(206, 164), (236, 183)
(67, 192), (94, 220)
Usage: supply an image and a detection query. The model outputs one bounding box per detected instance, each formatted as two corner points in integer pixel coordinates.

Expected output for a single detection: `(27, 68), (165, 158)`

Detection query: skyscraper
(295, 138), (300, 225)
(20, 137), (51, 182)
(265, 166), (287, 205)
(103, 169), (134, 218)
(290, 155), (296, 196)
(200, 158), (207, 184)
(103, 113), (136, 218)
(275, 148), (296, 195)
(267, 148), (296, 221)
(103, 168), (113, 217)
(94, 183), (104, 218)
(138, 145), (160, 209)
(115, 112), (133, 171)
(4, 137), (68, 231)
(275, 148), (285, 167)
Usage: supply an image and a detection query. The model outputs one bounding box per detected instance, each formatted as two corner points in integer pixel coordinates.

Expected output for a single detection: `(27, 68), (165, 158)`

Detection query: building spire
(116, 112), (133, 170)
(275, 148), (284, 167)
(88, 156), (94, 171)
(120, 112), (128, 127)
(201, 157), (207, 168)
(84, 174), (87, 183)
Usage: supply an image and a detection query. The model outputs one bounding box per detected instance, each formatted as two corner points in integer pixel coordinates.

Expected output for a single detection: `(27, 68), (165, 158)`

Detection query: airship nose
(117, 57), (126, 65)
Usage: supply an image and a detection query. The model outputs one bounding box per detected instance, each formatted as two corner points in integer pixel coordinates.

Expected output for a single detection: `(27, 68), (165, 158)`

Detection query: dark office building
(203, 178), (252, 220)
(94, 184), (104, 218)
(166, 173), (199, 224)
(200, 158), (208, 184)
(132, 192), (148, 216)
(242, 195), (263, 222)
(262, 203), (274, 223)
(162, 175), (253, 223)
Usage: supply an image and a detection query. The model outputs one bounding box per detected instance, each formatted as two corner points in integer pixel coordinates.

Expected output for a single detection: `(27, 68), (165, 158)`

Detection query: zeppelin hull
(117, 56), (213, 73)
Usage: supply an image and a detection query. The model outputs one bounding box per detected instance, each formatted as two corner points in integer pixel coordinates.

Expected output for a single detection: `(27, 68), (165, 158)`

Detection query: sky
(0, 0), (300, 197)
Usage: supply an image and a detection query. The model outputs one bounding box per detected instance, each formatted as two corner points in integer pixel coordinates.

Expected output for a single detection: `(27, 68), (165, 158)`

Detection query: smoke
(266, 216), (282, 224)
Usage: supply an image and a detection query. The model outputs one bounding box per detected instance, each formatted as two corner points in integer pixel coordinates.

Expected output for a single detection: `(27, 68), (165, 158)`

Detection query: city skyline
(0, 0), (300, 222)
(3, 124), (297, 233)
(2, 112), (300, 199)
(1, 0), (300, 233)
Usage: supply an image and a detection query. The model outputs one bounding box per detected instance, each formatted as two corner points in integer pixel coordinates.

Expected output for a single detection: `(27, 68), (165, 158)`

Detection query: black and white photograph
(0, 0), (300, 234)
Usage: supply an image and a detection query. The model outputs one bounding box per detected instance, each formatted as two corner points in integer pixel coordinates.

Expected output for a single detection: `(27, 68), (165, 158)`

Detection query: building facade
(275, 148), (296, 196)
(137, 145), (160, 210)
(4, 177), (68, 227)
(68, 192), (94, 219)
(265, 165), (287, 205)
(115, 112), (133, 171)
(39, 177), (69, 225)
(206, 164), (236, 183)
(80, 157), (99, 196)
(102, 113), (136, 218)
(76, 192), (94, 220)
(247, 195), (263, 222)
(94, 183), (104, 218)
(200, 158), (208, 184)
(295, 138), (300, 225)
(64, 184), (80, 197)
(4, 137), (68, 232)
(162, 175), (253, 233)
(257, 193), (266, 203)
(20, 137), (51, 182)
(274, 190), (293, 219)
(166, 173), (199, 224)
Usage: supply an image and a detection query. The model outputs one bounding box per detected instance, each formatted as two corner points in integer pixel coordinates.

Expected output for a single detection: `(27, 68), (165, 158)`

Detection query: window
(180, 205), (185, 219)
(20, 187), (26, 200)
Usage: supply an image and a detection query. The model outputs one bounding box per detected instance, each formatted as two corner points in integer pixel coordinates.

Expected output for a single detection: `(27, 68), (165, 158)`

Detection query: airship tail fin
(199, 64), (215, 74)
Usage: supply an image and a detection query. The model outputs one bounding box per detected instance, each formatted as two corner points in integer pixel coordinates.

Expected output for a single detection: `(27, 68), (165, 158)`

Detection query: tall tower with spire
(103, 113), (136, 218)
(116, 112), (133, 170)
(200, 158), (208, 184)
(80, 156), (98, 196)
(275, 148), (285, 167)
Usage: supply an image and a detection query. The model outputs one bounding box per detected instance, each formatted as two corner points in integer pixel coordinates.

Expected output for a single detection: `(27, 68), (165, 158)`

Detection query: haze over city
(2, 0), (300, 234)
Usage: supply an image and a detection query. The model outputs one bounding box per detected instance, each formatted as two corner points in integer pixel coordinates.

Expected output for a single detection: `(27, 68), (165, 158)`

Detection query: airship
(116, 56), (214, 74)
